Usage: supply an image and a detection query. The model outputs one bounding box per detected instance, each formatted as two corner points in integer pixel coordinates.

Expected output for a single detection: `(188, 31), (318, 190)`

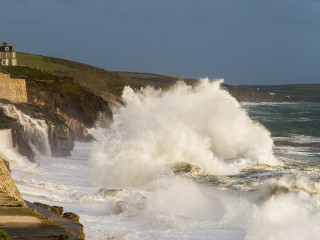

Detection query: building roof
(0, 46), (14, 52)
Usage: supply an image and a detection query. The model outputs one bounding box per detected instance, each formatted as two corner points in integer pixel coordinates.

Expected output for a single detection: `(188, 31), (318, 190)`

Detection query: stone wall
(0, 73), (27, 102)
(0, 156), (25, 205)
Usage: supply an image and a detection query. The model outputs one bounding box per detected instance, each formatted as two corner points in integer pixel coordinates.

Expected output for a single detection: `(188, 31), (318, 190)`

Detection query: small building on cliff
(0, 41), (17, 66)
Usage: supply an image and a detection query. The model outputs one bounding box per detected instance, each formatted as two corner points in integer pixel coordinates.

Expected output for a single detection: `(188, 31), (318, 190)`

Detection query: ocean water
(9, 79), (320, 240)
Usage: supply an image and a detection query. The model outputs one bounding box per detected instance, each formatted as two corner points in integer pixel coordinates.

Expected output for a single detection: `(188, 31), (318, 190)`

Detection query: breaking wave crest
(90, 79), (278, 188)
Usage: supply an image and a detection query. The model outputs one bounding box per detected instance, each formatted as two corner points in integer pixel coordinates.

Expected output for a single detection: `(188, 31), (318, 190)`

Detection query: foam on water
(6, 85), (320, 239)
(7, 129), (320, 240)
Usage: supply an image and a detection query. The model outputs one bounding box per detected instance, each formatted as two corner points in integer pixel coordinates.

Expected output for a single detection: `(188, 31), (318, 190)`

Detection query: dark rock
(51, 206), (64, 216)
(26, 78), (113, 128)
(33, 202), (51, 211)
(33, 203), (63, 216)
(172, 162), (193, 173)
(57, 109), (95, 143)
(0, 106), (35, 162)
(63, 212), (80, 224)
(28, 201), (85, 239)
(13, 103), (74, 157)
(97, 188), (123, 197)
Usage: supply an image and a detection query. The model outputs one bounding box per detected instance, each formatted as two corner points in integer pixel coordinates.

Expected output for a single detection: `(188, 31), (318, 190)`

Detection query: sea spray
(246, 192), (320, 240)
(90, 79), (278, 188)
(9, 102), (320, 239)
(0, 103), (51, 156)
(0, 129), (32, 169)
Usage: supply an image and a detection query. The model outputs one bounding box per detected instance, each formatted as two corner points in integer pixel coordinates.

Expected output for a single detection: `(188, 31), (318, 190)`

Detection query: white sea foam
(0, 103), (51, 156)
(0, 129), (33, 169)
(247, 192), (320, 240)
(6, 90), (319, 239)
(90, 79), (278, 188)
(6, 128), (320, 240)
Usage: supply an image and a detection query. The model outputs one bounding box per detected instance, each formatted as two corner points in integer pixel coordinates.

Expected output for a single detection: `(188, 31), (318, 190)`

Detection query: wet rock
(51, 206), (64, 216)
(0, 105), (35, 162)
(57, 108), (95, 142)
(63, 212), (80, 224)
(33, 202), (51, 211)
(29, 201), (85, 239)
(173, 162), (193, 174)
(34, 202), (64, 216)
(12, 103), (74, 157)
(97, 188), (123, 197)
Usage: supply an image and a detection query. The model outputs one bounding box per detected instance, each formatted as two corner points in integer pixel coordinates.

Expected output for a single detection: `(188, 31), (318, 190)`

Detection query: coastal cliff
(0, 65), (114, 160)
(26, 77), (112, 128)
(0, 100), (74, 158)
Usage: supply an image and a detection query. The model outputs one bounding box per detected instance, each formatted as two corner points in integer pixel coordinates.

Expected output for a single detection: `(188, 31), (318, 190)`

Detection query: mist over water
(90, 79), (277, 188)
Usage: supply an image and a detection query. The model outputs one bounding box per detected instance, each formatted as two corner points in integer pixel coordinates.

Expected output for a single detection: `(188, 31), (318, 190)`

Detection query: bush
(0, 230), (11, 240)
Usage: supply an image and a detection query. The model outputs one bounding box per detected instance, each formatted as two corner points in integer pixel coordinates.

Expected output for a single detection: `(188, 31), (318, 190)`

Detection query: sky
(1, 0), (320, 85)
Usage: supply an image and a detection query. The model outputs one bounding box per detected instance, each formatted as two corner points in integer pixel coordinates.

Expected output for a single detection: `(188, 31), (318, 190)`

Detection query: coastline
(0, 156), (85, 240)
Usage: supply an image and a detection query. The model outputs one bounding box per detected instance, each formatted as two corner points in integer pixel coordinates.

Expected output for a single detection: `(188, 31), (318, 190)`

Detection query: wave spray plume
(90, 79), (278, 188)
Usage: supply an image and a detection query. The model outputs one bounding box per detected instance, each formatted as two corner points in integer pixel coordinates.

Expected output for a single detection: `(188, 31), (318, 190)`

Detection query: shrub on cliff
(0, 65), (72, 82)
(0, 230), (12, 240)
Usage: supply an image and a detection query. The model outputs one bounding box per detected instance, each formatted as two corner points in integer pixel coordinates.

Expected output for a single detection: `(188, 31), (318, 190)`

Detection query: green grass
(17, 53), (74, 71)
(0, 230), (11, 240)
(54, 82), (84, 95)
(0, 66), (72, 82)
(14, 52), (320, 102)
(16, 53), (143, 98)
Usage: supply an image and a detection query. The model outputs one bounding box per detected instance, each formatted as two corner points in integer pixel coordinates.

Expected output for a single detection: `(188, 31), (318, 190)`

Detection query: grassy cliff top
(10, 52), (320, 103)
(16, 53), (143, 100)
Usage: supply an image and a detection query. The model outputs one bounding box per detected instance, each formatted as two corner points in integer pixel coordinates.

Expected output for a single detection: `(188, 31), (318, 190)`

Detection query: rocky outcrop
(0, 157), (25, 205)
(56, 108), (95, 142)
(33, 202), (64, 216)
(0, 107), (35, 162)
(27, 78), (113, 128)
(63, 212), (80, 224)
(1, 67), (112, 144)
(32, 202), (85, 239)
(0, 100), (74, 158)
(12, 103), (74, 157)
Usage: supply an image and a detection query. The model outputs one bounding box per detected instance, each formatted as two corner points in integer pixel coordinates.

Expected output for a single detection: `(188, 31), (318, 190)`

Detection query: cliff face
(0, 100), (74, 159)
(0, 157), (25, 205)
(26, 78), (113, 128)
(11, 102), (75, 157)
(0, 108), (35, 161)
(0, 66), (114, 160)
